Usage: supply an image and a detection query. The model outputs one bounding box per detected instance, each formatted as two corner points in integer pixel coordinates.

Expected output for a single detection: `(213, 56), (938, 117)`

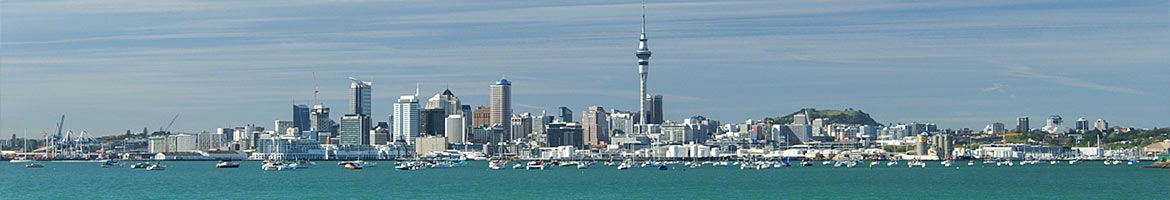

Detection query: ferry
(216, 161), (240, 168)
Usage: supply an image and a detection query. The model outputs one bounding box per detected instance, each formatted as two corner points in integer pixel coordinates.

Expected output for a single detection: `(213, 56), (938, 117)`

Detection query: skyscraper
(645, 94), (663, 124)
(394, 95), (420, 144)
(635, 3), (653, 134)
(490, 78), (512, 140)
(558, 106), (573, 122)
(348, 78), (372, 116)
(420, 108), (446, 137)
(582, 106), (609, 147)
(339, 114), (370, 145)
(292, 104), (310, 134)
(1016, 116), (1030, 133)
(425, 89), (461, 117)
(310, 105), (332, 134)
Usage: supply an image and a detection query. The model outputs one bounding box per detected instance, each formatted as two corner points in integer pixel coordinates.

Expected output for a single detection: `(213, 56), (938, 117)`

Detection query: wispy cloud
(981, 83), (1006, 92)
(1003, 64), (1149, 95)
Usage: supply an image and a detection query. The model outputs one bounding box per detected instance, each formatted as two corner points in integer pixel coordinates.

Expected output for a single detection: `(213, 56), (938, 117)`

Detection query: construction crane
(159, 114), (179, 134)
(312, 72), (319, 105)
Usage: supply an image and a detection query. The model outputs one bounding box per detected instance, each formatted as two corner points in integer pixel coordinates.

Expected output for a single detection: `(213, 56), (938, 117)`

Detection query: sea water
(1, 161), (1166, 199)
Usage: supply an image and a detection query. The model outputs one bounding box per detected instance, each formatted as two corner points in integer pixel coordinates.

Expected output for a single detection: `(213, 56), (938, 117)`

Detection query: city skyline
(2, 0), (1168, 136)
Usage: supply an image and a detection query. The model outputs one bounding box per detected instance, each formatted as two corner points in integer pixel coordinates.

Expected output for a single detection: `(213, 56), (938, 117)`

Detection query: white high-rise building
(349, 78), (372, 116)
(394, 95), (420, 144)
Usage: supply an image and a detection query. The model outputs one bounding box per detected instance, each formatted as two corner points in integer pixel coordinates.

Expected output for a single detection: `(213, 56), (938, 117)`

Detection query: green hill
(766, 108), (879, 126)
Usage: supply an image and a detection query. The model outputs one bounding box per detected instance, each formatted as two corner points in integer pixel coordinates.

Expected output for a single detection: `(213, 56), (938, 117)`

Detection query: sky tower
(636, 2), (652, 134)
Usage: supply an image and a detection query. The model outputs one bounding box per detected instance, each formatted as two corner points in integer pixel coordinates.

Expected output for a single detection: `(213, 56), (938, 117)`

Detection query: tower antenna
(312, 72), (319, 105)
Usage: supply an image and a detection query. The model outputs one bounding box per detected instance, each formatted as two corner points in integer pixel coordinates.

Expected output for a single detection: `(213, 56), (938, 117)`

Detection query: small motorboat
(146, 163), (166, 171)
(526, 161), (546, 170)
(130, 162), (151, 169)
(216, 161), (240, 168)
(801, 161), (813, 167)
(26, 162), (44, 168)
(346, 163), (364, 170)
(101, 160), (125, 168)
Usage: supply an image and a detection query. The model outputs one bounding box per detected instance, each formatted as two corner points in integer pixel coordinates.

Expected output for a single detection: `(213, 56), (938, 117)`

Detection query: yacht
(870, 161), (880, 168)
(801, 161), (813, 167)
(967, 161), (975, 166)
(887, 160), (898, 167)
(25, 162), (44, 168)
(291, 160), (314, 169)
(1069, 159), (1079, 165)
(216, 161), (240, 168)
(617, 162), (631, 170)
(942, 160), (953, 167)
(658, 164), (669, 170)
(263, 161), (294, 171)
(526, 161), (546, 170)
(489, 160), (504, 170)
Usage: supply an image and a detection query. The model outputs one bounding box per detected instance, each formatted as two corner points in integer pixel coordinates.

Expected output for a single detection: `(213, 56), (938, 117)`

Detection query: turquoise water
(2, 161), (1167, 199)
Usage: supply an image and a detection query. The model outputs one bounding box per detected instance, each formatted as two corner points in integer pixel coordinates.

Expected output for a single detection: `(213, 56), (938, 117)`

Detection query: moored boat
(26, 162), (44, 168)
(216, 161), (240, 168)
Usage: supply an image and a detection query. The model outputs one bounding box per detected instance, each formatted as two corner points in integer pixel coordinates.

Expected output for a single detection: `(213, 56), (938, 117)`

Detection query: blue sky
(1, 0), (1167, 136)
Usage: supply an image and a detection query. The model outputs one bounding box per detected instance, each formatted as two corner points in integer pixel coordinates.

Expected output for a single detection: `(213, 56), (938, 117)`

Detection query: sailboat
(11, 129), (35, 163)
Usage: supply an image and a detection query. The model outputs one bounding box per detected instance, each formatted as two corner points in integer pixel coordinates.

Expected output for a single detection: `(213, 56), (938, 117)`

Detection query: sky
(1, 0), (1167, 137)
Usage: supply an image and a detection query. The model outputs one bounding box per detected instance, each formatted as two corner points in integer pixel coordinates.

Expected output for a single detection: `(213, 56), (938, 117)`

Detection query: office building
(490, 78), (512, 138)
(473, 106), (491, 128)
(446, 115), (466, 144)
(275, 120), (295, 136)
(609, 111), (635, 136)
(645, 94), (663, 124)
(394, 95), (420, 144)
(546, 122), (584, 149)
(293, 104), (311, 135)
(349, 78), (372, 116)
(420, 108), (446, 137)
(1017, 116), (1030, 133)
(511, 113), (532, 140)
(425, 89), (462, 118)
(339, 114), (370, 145)
(582, 106), (609, 147)
(558, 107), (573, 122)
